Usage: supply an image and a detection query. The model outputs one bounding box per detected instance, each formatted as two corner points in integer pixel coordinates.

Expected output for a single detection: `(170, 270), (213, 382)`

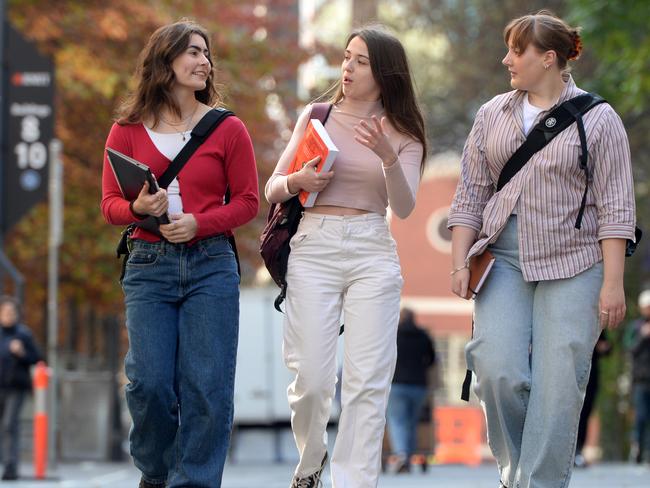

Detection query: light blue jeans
(122, 235), (239, 488)
(386, 383), (428, 458)
(465, 216), (602, 488)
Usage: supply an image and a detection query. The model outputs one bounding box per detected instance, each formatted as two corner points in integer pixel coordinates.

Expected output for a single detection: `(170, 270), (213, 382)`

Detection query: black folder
(106, 147), (170, 228)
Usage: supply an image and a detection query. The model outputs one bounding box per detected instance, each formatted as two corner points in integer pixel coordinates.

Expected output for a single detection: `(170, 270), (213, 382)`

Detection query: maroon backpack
(260, 102), (333, 311)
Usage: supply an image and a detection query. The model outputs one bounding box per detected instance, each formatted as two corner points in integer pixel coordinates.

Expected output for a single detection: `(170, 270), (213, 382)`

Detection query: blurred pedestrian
(0, 295), (42, 481)
(386, 308), (436, 473)
(266, 24), (426, 488)
(449, 10), (636, 488)
(626, 289), (650, 464)
(574, 331), (611, 468)
(101, 19), (258, 488)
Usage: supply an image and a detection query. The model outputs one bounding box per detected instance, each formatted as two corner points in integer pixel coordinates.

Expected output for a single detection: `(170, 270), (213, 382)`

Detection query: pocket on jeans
(127, 250), (158, 266)
(201, 239), (232, 258)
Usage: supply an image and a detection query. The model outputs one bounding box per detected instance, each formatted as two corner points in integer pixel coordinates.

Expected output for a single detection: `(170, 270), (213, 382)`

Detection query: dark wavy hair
(115, 19), (221, 126)
(325, 25), (427, 168)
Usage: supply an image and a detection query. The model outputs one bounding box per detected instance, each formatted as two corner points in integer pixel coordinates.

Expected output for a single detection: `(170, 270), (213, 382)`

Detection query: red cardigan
(101, 116), (259, 243)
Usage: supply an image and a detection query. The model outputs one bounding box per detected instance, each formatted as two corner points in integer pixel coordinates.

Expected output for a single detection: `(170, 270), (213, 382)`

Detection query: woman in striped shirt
(448, 11), (636, 488)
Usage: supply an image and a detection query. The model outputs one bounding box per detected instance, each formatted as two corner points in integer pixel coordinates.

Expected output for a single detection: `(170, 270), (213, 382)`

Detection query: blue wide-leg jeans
(122, 235), (239, 488)
(465, 216), (602, 488)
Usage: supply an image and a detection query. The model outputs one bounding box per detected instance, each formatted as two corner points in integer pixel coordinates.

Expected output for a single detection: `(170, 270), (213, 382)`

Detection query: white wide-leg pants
(283, 212), (403, 488)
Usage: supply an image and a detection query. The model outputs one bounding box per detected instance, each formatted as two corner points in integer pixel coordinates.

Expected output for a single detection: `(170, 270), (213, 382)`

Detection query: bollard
(33, 361), (50, 479)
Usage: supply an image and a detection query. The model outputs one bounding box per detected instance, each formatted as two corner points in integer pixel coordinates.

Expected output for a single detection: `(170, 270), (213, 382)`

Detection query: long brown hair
(504, 10), (583, 71)
(325, 25), (427, 168)
(115, 19), (221, 126)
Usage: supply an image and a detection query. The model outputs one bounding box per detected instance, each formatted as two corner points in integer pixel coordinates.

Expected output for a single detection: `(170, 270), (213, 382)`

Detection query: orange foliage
(5, 0), (305, 338)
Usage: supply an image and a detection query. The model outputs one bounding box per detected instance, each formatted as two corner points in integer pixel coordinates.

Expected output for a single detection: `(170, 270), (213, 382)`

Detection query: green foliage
(569, 0), (650, 116)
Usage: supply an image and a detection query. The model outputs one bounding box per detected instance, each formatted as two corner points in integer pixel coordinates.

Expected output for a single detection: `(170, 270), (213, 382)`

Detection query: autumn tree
(5, 0), (304, 355)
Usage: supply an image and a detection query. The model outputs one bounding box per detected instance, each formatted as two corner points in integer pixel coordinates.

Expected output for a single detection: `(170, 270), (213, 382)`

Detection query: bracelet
(450, 265), (469, 276)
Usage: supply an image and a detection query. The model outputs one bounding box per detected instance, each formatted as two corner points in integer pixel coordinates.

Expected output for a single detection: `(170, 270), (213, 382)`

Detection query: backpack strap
(496, 93), (605, 192)
(310, 102), (333, 125)
(157, 108), (234, 188)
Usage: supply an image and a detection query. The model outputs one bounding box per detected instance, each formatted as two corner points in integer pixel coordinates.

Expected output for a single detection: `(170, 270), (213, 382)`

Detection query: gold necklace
(160, 104), (199, 141)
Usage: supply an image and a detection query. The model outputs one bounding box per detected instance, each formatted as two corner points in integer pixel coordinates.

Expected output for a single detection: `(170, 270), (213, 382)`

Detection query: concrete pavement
(2, 461), (649, 487)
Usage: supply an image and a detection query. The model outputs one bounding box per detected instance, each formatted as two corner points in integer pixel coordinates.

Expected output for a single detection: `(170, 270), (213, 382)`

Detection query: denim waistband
(130, 234), (227, 253)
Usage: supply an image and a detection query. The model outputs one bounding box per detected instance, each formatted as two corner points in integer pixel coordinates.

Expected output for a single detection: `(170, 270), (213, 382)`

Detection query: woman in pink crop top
(266, 25), (426, 488)
(100, 20), (258, 488)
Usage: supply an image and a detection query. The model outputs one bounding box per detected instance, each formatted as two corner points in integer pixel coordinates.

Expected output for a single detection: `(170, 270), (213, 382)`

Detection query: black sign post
(2, 24), (54, 234)
(0, 11), (55, 304)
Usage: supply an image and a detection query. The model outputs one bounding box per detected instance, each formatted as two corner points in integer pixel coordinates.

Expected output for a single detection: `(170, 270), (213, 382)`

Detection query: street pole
(0, 0), (6, 281)
(48, 138), (63, 467)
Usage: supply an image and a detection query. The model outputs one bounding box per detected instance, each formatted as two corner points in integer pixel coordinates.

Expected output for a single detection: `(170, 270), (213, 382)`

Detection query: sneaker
(2, 464), (18, 481)
(393, 454), (410, 474)
(138, 478), (165, 488)
(574, 453), (588, 468)
(629, 443), (642, 464)
(290, 452), (328, 488)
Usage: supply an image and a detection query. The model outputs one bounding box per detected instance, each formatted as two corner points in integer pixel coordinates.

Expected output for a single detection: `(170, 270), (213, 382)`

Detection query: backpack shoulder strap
(157, 108), (234, 188)
(496, 93), (605, 192)
(310, 102), (333, 125)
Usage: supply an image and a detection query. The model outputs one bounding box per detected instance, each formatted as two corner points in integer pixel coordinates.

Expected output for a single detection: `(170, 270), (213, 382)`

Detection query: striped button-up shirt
(448, 76), (636, 281)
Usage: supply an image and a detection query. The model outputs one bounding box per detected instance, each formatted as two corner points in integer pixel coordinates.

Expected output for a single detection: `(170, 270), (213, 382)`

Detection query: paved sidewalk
(2, 461), (649, 487)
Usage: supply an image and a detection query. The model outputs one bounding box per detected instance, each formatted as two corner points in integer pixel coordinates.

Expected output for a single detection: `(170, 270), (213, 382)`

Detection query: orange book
(289, 119), (339, 207)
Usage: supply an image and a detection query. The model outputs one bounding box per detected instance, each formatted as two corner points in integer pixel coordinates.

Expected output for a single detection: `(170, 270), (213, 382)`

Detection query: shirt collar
(502, 74), (582, 113)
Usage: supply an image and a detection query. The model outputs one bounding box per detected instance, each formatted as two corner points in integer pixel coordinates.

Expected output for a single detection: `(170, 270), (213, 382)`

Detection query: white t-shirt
(144, 127), (191, 215)
(522, 94), (545, 134)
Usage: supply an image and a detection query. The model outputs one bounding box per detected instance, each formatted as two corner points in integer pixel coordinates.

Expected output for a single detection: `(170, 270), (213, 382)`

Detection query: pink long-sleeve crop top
(265, 98), (423, 219)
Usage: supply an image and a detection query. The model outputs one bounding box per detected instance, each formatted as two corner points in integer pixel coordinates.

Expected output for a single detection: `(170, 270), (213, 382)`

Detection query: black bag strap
(563, 100), (591, 229)
(117, 108), (235, 280)
(310, 102), (333, 125)
(461, 318), (475, 402)
(157, 107), (234, 188)
(496, 93), (605, 192)
(224, 188), (241, 279)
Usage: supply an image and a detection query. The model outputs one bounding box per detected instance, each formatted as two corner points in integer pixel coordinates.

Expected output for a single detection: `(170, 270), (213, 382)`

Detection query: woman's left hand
(598, 280), (626, 329)
(159, 213), (198, 243)
(354, 115), (398, 166)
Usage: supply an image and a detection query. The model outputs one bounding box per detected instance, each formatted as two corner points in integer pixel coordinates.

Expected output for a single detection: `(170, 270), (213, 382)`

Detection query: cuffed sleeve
(591, 106), (637, 242)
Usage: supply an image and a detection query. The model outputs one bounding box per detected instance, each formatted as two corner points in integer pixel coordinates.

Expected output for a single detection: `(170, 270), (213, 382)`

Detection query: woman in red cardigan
(101, 20), (258, 488)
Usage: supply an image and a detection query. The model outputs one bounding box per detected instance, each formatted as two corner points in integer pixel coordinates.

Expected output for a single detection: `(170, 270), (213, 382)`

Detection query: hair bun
(568, 29), (582, 60)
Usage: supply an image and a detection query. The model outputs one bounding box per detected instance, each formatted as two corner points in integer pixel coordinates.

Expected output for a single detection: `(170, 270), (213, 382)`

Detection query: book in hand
(465, 249), (496, 299)
(289, 118), (339, 207)
(106, 147), (170, 232)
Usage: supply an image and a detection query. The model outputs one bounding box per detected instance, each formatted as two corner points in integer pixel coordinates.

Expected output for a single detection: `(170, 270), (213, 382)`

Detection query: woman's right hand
(287, 156), (334, 194)
(132, 181), (168, 217)
(451, 267), (471, 300)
